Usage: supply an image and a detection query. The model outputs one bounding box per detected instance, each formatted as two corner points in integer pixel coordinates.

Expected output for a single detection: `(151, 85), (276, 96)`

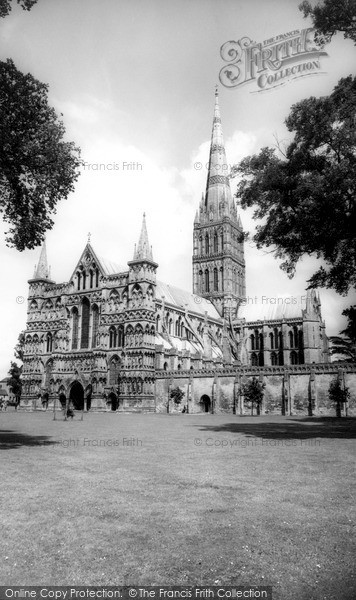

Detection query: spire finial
(133, 213), (153, 261)
(33, 238), (50, 281)
(87, 232), (91, 243)
(203, 82), (234, 215)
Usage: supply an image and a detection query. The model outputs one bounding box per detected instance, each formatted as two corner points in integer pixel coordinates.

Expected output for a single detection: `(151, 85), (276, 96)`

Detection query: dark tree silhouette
(0, 0), (38, 19)
(299, 0), (356, 45)
(235, 76), (356, 296)
(0, 59), (81, 250)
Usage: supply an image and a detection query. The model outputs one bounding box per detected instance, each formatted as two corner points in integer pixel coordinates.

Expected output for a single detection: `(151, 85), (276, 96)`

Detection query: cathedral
(19, 89), (331, 413)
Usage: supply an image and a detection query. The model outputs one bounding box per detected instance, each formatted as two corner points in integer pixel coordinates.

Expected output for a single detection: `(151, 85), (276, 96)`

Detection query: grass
(1, 410), (355, 600)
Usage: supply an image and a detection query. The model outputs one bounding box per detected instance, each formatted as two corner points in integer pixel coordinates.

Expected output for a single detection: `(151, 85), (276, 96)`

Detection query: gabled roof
(96, 255), (127, 276)
(156, 280), (221, 321)
(237, 290), (321, 323)
(68, 243), (126, 282)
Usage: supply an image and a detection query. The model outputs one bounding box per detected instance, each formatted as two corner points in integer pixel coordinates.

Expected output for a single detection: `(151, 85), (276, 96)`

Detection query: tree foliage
(170, 387), (185, 404)
(7, 361), (22, 399)
(0, 0), (37, 18)
(242, 377), (265, 416)
(0, 59), (81, 250)
(235, 76), (356, 295)
(330, 305), (356, 361)
(14, 331), (25, 362)
(299, 0), (356, 44)
(328, 376), (350, 416)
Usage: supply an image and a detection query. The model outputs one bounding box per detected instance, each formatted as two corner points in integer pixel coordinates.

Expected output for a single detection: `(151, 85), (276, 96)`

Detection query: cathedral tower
(123, 214), (158, 410)
(192, 87), (245, 318)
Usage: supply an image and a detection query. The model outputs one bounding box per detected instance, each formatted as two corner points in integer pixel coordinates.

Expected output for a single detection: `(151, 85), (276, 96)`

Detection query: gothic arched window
(205, 269), (209, 292)
(175, 318), (181, 337)
(290, 351), (298, 365)
(214, 232), (218, 253)
(279, 331), (283, 349)
(259, 333), (264, 351)
(251, 353), (258, 366)
(72, 308), (79, 350)
(288, 331), (293, 348)
(274, 328), (278, 349)
(269, 332), (274, 350)
(91, 304), (99, 348)
(77, 272), (81, 291)
(81, 298), (90, 348)
(250, 334), (255, 350)
(271, 352), (278, 365)
(46, 333), (52, 353)
(118, 325), (125, 347)
(255, 329), (260, 351)
(205, 234), (209, 255)
(214, 268), (218, 291)
(109, 326), (117, 348)
(299, 330), (303, 348)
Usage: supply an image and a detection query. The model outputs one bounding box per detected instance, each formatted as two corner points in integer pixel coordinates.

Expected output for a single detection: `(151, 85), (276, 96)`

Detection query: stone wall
(156, 363), (356, 416)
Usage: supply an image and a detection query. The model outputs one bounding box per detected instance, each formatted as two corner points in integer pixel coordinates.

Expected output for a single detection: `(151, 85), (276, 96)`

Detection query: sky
(0, 0), (355, 376)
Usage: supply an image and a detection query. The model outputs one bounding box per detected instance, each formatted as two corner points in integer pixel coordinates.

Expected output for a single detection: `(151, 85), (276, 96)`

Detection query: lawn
(1, 411), (355, 600)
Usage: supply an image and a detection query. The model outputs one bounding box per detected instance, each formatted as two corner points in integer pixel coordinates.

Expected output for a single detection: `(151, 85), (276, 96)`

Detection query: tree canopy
(235, 75), (356, 296)
(242, 377), (265, 416)
(299, 0), (356, 44)
(330, 305), (356, 361)
(0, 0), (37, 18)
(8, 361), (22, 399)
(0, 59), (81, 251)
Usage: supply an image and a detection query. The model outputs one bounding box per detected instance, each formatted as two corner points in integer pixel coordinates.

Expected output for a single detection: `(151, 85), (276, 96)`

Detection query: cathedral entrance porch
(108, 392), (118, 411)
(69, 381), (85, 411)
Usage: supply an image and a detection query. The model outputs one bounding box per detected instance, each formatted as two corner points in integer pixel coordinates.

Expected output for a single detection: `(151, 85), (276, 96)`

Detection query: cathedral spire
(33, 239), (50, 280)
(204, 85), (233, 215)
(133, 213), (154, 261)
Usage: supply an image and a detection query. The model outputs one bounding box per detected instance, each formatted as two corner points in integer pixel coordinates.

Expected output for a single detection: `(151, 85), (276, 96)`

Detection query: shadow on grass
(194, 417), (356, 440)
(0, 430), (59, 450)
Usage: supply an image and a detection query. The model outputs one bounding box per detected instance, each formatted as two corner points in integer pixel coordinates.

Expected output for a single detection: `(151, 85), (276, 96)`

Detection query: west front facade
(19, 89), (350, 416)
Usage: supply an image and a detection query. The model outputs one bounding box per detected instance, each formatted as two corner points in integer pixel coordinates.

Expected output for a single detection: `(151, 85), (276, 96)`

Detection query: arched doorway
(69, 381), (84, 410)
(59, 393), (66, 408)
(108, 392), (118, 411)
(42, 392), (49, 409)
(200, 394), (211, 413)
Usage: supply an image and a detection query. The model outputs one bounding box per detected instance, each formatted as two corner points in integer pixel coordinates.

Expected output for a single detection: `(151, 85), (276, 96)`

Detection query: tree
(235, 75), (356, 296)
(0, 59), (81, 251)
(299, 0), (356, 45)
(330, 305), (356, 361)
(242, 377), (265, 416)
(170, 387), (185, 404)
(0, 0), (37, 18)
(8, 361), (22, 403)
(14, 331), (25, 362)
(328, 376), (350, 417)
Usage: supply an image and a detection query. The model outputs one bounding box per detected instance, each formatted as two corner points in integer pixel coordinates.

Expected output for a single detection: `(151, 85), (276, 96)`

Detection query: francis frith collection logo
(219, 28), (329, 92)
